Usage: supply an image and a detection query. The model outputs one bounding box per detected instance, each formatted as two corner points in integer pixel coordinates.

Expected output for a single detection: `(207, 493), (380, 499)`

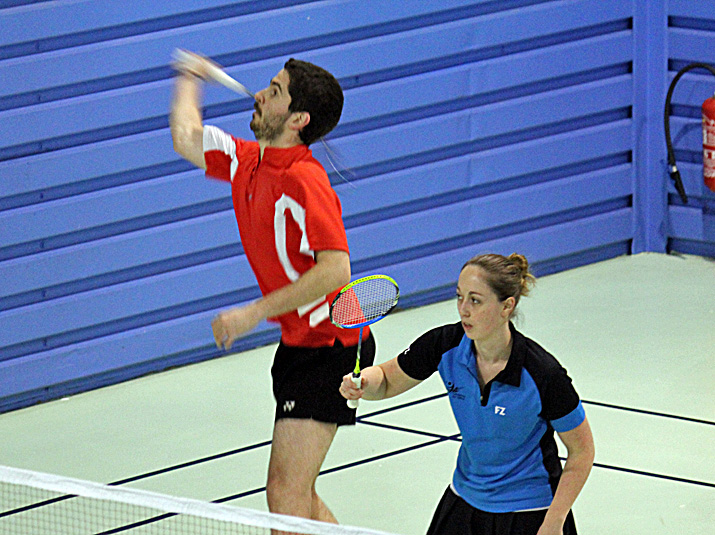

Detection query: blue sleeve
(551, 400), (586, 432)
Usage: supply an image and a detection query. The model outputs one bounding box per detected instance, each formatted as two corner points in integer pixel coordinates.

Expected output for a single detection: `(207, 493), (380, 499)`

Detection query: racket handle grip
(347, 373), (362, 409)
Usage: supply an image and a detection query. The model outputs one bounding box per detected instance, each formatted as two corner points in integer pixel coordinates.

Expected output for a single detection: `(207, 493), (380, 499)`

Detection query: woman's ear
(502, 296), (516, 317)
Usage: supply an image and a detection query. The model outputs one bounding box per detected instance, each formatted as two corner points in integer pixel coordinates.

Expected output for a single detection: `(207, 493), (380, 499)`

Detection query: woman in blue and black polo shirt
(339, 253), (594, 535)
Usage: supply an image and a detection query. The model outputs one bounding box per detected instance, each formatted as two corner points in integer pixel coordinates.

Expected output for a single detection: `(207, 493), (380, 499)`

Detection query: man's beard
(250, 109), (291, 142)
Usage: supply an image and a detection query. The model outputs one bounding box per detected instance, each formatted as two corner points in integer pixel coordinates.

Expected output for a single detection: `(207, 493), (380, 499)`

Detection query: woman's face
(456, 265), (512, 341)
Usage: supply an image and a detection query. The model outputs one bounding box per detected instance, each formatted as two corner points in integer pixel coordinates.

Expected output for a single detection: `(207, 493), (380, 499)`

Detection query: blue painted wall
(0, 0), (712, 412)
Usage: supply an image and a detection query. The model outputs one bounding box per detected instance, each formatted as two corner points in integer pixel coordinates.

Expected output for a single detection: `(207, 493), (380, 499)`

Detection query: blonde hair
(461, 253), (536, 309)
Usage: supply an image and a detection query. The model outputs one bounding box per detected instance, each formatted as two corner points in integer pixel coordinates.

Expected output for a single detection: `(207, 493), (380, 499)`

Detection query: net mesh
(0, 466), (401, 535)
(331, 277), (399, 327)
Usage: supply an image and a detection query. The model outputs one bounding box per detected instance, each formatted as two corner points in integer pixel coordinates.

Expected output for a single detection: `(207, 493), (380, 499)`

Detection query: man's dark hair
(283, 58), (344, 146)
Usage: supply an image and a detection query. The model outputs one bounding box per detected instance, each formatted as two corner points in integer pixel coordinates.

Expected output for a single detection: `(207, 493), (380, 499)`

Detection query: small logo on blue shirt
(494, 406), (506, 416)
(446, 382), (465, 400)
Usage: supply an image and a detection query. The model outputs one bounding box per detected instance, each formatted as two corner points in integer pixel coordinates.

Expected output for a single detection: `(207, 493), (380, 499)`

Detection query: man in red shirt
(170, 52), (373, 525)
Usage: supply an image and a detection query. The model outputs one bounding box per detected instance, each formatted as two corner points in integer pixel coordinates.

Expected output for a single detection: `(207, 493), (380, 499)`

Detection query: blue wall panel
(0, 0), (646, 411)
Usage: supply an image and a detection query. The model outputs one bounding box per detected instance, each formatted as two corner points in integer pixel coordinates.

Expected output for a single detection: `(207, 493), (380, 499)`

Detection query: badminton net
(0, 465), (401, 535)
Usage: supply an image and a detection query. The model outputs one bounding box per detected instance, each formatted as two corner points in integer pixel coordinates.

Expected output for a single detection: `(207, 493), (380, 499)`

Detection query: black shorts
(271, 332), (376, 426)
(426, 486), (577, 535)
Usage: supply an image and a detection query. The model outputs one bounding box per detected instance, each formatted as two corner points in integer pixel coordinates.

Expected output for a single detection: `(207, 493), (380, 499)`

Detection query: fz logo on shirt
(494, 406), (506, 416)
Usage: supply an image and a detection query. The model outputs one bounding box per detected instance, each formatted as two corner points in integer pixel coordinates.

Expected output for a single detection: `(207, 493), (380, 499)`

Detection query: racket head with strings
(330, 275), (399, 409)
(329, 274), (400, 329)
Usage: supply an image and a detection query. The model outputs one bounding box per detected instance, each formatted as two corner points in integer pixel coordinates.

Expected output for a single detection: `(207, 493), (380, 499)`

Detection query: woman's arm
(341, 356), (422, 401)
(538, 416), (595, 535)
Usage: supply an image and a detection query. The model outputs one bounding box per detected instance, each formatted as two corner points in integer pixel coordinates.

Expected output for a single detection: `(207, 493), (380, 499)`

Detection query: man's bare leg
(266, 418), (338, 524)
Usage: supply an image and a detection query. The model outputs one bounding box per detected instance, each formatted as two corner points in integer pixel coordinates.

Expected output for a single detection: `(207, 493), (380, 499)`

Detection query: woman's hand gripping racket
(330, 275), (399, 408)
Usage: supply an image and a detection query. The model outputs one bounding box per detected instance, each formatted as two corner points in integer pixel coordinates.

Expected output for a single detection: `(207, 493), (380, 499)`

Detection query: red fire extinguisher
(702, 93), (715, 192)
(665, 62), (715, 203)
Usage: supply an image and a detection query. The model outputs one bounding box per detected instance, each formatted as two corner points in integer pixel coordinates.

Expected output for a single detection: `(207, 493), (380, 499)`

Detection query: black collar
(472, 322), (525, 387)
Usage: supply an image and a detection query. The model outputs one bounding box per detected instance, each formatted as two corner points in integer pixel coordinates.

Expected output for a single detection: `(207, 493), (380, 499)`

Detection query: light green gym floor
(0, 252), (713, 534)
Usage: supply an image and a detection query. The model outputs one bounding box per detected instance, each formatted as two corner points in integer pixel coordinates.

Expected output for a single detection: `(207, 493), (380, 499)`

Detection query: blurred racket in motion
(172, 48), (254, 97)
(330, 275), (399, 408)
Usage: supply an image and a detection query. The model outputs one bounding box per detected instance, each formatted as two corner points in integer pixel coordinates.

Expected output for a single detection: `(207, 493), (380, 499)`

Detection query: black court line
(1, 395), (444, 518)
(359, 391), (715, 427)
(591, 462), (715, 489)
(92, 436), (456, 534)
(218, 434), (459, 504)
(109, 440), (273, 486)
(3, 393), (713, 524)
(0, 440), (272, 518)
(0, 395), (443, 520)
(357, 393), (449, 420)
(355, 420), (715, 489)
(583, 400), (715, 426)
(358, 419), (462, 441)
(7, 426), (713, 535)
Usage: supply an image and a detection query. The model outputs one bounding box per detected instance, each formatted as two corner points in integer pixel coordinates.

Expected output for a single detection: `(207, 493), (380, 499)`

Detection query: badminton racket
(330, 275), (399, 408)
(172, 48), (255, 98)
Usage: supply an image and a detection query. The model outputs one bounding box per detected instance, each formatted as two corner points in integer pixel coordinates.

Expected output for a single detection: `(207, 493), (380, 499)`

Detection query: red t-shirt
(203, 125), (364, 347)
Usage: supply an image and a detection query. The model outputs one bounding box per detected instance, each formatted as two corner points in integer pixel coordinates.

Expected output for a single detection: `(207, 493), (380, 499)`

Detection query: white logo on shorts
(283, 400), (295, 413)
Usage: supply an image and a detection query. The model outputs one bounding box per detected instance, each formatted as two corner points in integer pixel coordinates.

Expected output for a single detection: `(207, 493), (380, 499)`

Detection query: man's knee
(265, 477), (287, 508)
(266, 476), (315, 512)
